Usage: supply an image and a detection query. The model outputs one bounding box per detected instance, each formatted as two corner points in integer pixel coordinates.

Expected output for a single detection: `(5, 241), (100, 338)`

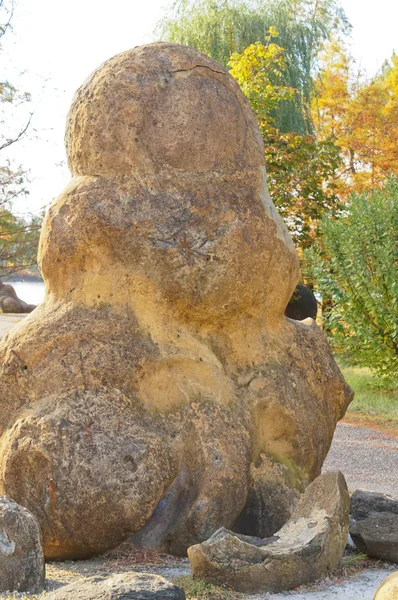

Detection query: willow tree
(156, 0), (350, 134)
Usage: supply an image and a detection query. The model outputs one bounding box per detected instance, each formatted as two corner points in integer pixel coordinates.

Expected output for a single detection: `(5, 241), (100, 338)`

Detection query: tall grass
(341, 364), (398, 427)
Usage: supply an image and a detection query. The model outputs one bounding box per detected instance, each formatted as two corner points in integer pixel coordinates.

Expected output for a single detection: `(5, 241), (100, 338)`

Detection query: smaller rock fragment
(0, 282), (36, 313)
(350, 490), (398, 564)
(374, 571), (398, 600)
(0, 496), (45, 593)
(350, 514), (398, 564)
(188, 471), (349, 593)
(285, 284), (317, 321)
(46, 572), (186, 599)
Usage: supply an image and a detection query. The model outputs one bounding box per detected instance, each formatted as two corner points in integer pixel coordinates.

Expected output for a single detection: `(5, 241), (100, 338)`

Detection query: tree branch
(0, 111), (33, 151)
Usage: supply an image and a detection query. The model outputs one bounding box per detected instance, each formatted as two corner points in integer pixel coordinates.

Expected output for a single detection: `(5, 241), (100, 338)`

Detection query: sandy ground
(0, 313), (27, 339)
(263, 569), (395, 600)
(2, 554), (391, 600)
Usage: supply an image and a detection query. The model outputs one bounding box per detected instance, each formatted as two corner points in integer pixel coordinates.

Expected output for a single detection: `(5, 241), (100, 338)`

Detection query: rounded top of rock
(65, 42), (265, 177)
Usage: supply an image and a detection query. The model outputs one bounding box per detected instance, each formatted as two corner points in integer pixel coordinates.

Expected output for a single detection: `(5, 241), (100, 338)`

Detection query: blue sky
(3, 0), (397, 216)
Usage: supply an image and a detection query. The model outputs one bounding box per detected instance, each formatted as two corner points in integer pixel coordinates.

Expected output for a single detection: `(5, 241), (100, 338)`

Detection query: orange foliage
(313, 41), (398, 198)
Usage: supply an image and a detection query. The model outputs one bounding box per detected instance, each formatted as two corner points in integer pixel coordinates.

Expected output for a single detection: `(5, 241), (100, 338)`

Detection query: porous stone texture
(188, 472), (350, 593)
(0, 282), (36, 313)
(374, 572), (398, 600)
(46, 573), (186, 599)
(0, 496), (45, 593)
(351, 490), (398, 520)
(0, 43), (353, 560)
(350, 514), (398, 564)
(350, 490), (398, 563)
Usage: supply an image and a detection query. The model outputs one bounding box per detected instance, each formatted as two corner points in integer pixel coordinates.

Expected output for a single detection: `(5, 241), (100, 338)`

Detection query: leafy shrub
(306, 177), (398, 378)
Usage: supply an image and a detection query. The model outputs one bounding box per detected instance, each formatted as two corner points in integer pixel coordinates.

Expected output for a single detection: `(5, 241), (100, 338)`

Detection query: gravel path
(323, 422), (398, 497)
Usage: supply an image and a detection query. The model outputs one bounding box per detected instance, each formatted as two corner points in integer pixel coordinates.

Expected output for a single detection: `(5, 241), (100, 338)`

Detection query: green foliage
(0, 209), (42, 277)
(229, 36), (342, 248)
(341, 364), (398, 424)
(306, 177), (398, 378)
(157, 0), (350, 134)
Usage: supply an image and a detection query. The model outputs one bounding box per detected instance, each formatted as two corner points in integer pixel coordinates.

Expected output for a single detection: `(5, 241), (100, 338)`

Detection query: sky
(3, 0), (398, 217)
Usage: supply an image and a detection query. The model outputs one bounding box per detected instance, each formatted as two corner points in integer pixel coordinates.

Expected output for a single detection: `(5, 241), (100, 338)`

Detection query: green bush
(306, 177), (398, 378)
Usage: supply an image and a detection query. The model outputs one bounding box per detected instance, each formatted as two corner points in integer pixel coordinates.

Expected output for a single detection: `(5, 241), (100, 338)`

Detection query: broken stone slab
(350, 513), (398, 563)
(0, 496), (45, 593)
(374, 572), (398, 600)
(188, 471), (350, 593)
(351, 490), (398, 520)
(46, 573), (186, 599)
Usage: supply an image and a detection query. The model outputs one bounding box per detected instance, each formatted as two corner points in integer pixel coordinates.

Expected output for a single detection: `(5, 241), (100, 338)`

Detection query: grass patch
(340, 364), (398, 430)
(340, 553), (368, 567)
(173, 576), (242, 600)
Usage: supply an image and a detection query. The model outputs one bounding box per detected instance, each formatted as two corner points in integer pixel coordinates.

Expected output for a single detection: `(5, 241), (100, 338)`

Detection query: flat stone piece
(46, 573), (186, 599)
(350, 514), (398, 563)
(0, 496), (45, 593)
(350, 490), (398, 563)
(188, 472), (350, 593)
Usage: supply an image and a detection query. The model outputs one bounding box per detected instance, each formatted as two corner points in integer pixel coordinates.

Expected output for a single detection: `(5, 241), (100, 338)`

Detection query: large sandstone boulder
(0, 496), (45, 593)
(188, 472), (350, 593)
(46, 573), (186, 600)
(0, 43), (352, 560)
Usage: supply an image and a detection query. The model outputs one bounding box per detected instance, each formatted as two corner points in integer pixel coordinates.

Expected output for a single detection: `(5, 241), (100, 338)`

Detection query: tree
(305, 177), (398, 378)
(313, 42), (398, 198)
(157, 0), (350, 135)
(0, 0), (41, 277)
(0, 210), (41, 277)
(229, 34), (342, 249)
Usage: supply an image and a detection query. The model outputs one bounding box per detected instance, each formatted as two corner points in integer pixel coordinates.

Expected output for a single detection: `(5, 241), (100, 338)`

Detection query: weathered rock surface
(351, 490), (398, 520)
(188, 471), (350, 593)
(374, 572), (398, 600)
(0, 282), (36, 313)
(46, 573), (185, 599)
(350, 490), (398, 563)
(0, 43), (352, 560)
(0, 496), (45, 593)
(350, 514), (398, 563)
